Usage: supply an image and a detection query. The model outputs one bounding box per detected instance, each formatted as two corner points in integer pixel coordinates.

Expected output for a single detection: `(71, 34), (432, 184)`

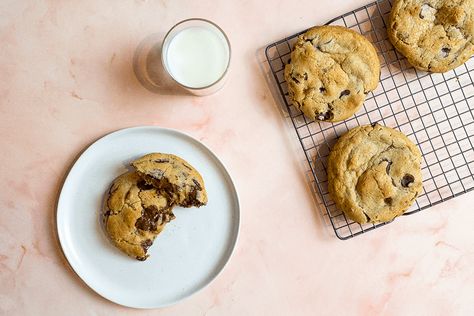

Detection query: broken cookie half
(131, 153), (208, 208)
(103, 153), (207, 261)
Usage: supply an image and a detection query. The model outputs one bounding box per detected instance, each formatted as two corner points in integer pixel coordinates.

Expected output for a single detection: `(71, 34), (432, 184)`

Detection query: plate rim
(56, 125), (240, 309)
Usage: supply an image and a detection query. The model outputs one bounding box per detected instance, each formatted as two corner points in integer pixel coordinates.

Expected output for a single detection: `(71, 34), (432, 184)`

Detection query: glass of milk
(161, 18), (231, 96)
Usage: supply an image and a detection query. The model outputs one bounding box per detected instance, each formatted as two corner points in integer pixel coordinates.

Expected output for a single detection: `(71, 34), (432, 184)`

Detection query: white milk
(164, 26), (230, 89)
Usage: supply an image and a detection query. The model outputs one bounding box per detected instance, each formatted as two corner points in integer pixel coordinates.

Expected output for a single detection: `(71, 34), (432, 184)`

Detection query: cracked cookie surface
(284, 25), (380, 122)
(388, 0), (474, 72)
(131, 153), (208, 208)
(327, 124), (423, 224)
(104, 172), (175, 260)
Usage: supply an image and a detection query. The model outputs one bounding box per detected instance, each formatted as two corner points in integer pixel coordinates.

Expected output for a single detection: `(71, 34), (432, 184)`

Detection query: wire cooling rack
(265, 0), (474, 239)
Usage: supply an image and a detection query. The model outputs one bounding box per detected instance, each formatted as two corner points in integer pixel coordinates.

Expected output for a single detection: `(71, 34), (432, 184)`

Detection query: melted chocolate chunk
(292, 76), (300, 84)
(137, 180), (154, 191)
(135, 239), (154, 260)
(182, 186), (198, 207)
(339, 89), (350, 98)
(141, 239), (153, 252)
(401, 174), (415, 187)
(384, 197), (393, 205)
(136, 205), (160, 231)
(319, 87), (326, 93)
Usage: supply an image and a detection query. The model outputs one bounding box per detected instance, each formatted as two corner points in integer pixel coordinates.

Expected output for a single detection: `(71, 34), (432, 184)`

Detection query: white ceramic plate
(56, 126), (240, 308)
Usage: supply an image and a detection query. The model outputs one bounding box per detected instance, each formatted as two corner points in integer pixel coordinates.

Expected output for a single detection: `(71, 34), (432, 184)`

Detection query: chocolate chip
(316, 110), (334, 121)
(401, 174), (415, 187)
(287, 58), (291, 64)
(135, 239), (154, 260)
(141, 239), (153, 252)
(182, 164), (193, 170)
(192, 178), (202, 190)
(292, 77), (300, 84)
(371, 122), (378, 127)
(384, 197), (393, 205)
(303, 73), (308, 80)
(319, 87), (326, 93)
(137, 180), (154, 191)
(339, 89), (350, 98)
(441, 47), (451, 58)
(153, 159), (170, 163)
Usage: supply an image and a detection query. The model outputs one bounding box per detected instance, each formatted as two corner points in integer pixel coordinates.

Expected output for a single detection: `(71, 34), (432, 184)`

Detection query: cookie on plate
(284, 25), (380, 122)
(104, 172), (175, 261)
(131, 153), (208, 207)
(388, 0), (474, 72)
(327, 124), (423, 224)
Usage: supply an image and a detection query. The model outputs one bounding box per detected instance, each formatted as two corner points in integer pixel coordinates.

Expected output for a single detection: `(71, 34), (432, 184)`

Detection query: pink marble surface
(1, 0), (473, 315)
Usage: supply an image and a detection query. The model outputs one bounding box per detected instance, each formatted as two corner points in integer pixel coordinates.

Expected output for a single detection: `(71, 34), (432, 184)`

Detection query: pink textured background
(1, 0), (473, 315)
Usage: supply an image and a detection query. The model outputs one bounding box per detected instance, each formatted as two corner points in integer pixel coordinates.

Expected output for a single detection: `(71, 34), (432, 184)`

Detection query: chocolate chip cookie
(284, 25), (380, 122)
(388, 0), (474, 72)
(104, 172), (175, 261)
(327, 124), (423, 224)
(131, 153), (208, 208)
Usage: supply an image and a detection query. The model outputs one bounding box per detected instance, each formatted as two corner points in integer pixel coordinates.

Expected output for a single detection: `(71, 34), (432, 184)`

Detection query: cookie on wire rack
(284, 25), (380, 122)
(327, 124), (423, 224)
(388, 0), (474, 73)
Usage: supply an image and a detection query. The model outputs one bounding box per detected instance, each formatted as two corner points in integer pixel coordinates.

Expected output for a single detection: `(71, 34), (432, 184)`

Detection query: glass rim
(161, 18), (232, 91)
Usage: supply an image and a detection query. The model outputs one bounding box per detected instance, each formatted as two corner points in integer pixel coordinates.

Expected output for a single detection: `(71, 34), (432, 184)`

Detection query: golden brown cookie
(131, 153), (208, 208)
(104, 172), (175, 261)
(284, 25), (380, 122)
(327, 124), (423, 224)
(388, 0), (474, 72)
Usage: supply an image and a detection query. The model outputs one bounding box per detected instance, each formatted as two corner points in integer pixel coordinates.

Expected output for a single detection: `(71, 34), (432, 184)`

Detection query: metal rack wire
(265, 0), (474, 239)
